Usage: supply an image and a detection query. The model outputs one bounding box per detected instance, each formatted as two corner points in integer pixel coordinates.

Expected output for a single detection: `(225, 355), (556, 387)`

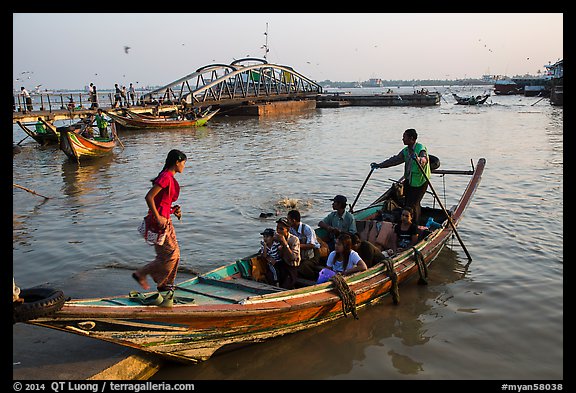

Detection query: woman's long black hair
(335, 233), (353, 270)
(151, 149), (187, 184)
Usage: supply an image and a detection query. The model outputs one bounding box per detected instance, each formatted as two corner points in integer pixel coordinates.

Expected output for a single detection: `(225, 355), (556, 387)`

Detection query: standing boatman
(370, 128), (430, 225)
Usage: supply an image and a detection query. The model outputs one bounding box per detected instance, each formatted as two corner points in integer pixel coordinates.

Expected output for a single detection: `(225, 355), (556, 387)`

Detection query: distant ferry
(493, 73), (552, 96)
(493, 77), (522, 95)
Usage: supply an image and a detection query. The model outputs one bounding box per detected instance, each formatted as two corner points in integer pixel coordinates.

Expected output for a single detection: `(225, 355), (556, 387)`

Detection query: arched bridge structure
(141, 58), (323, 108)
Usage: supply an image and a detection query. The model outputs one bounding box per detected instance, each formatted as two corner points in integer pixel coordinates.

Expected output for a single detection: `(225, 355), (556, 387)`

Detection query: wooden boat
(28, 158), (486, 364)
(453, 93), (490, 105)
(58, 122), (117, 161)
(106, 108), (219, 129)
(123, 109), (178, 121)
(16, 120), (60, 146)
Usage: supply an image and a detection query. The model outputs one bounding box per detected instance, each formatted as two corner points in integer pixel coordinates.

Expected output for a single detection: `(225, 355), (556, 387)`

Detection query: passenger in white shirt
(325, 233), (367, 276)
(287, 209), (321, 280)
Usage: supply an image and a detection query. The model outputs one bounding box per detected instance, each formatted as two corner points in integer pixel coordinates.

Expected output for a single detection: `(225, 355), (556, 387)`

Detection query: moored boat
(493, 77), (522, 95)
(58, 122), (118, 161)
(106, 108), (219, 129)
(16, 119), (60, 146)
(550, 85), (563, 106)
(28, 157), (486, 364)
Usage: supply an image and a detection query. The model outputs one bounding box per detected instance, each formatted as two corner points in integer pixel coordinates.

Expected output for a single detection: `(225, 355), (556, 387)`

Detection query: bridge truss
(141, 58), (323, 108)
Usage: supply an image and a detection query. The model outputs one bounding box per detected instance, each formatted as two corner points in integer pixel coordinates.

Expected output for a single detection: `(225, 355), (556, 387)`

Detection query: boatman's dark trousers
(404, 181), (428, 225)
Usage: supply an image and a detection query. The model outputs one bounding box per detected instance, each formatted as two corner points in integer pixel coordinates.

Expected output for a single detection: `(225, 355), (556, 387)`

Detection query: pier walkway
(13, 58), (442, 124)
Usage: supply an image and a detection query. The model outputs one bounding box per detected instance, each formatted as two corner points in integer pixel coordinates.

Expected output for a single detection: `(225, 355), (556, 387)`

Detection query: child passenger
(259, 228), (283, 286)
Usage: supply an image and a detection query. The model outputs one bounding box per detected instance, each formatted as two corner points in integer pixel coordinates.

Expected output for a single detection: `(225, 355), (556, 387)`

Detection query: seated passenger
(35, 117), (47, 134)
(391, 207), (419, 254)
(318, 194), (357, 251)
(350, 233), (387, 268)
(274, 217), (301, 289)
(325, 233), (367, 276)
(287, 209), (321, 281)
(259, 228), (282, 286)
(78, 115), (95, 138)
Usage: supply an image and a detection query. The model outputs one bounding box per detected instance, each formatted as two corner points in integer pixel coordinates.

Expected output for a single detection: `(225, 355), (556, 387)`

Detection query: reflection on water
(61, 154), (115, 197)
(12, 198), (50, 247)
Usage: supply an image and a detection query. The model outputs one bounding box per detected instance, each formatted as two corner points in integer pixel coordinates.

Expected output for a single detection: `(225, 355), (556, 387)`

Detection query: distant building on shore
(362, 78), (383, 87)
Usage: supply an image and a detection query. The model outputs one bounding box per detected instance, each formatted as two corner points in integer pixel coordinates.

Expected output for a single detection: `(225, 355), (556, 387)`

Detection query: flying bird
(124, 46), (131, 54)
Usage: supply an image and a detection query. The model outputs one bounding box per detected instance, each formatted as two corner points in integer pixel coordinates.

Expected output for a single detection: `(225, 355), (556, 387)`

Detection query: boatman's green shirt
(402, 142), (430, 187)
(35, 121), (46, 134)
(379, 142), (430, 187)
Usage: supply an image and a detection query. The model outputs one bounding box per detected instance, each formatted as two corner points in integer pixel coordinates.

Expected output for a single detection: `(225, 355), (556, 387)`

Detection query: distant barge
(316, 92), (441, 107)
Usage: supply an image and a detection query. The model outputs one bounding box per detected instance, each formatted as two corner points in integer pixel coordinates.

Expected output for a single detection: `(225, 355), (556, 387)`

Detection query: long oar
(349, 167), (374, 212)
(16, 135), (30, 146)
(13, 183), (50, 199)
(411, 154), (472, 261)
(531, 96), (546, 106)
(114, 131), (125, 149)
(107, 117), (125, 149)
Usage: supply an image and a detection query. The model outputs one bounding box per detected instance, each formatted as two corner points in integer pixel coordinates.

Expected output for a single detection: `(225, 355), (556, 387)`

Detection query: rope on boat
(329, 274), (358, 319)
(383, 257), (400, 305)
(412, 247), (428, 285)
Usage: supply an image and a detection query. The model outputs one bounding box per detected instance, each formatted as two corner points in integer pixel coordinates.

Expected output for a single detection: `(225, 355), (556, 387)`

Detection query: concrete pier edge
(88, 353), (163, 380)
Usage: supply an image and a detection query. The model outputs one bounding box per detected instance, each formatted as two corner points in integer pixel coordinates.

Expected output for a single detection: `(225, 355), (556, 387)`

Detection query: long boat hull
(59, 123), (117, 161)
(106, 109), (219, 129)
(29, 158), (486, 363)
(16, 121), (59, 146)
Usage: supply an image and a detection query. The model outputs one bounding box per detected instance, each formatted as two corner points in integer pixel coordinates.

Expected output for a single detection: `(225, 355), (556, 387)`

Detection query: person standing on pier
(133, 149), (187, 292)
(20, 87), (32, 112)
(370, 128), (430, 224)
(128, 83), (136, 106)
(121, 85), (128, 107)
(114, 84), (122, 108)
(89, 83), (98, 109)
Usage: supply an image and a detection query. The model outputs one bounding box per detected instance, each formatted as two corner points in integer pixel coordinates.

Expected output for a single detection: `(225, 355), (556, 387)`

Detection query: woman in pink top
(133, 149), (187, 291)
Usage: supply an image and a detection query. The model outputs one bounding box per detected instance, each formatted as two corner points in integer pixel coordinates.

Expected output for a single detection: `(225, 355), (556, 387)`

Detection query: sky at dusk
(13, 13), (563, 90)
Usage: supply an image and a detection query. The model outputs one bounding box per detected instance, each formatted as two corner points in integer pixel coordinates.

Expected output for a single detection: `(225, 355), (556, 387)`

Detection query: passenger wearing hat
(273, 217), (301, 289)
(318, 195), (357, 251)
(259, 228), (282, 286)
